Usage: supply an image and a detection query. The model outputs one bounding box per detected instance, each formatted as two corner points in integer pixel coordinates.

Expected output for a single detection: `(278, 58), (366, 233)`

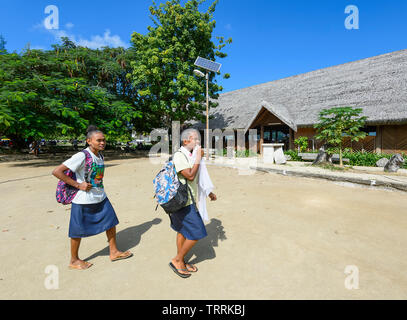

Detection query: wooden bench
(298, 153), (350, 163)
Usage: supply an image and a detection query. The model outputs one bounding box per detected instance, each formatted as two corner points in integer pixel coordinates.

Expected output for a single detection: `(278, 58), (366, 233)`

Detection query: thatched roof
(192, 49), (407, 130)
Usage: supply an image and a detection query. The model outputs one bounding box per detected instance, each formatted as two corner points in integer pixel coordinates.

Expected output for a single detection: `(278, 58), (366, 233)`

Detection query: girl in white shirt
(52, 127), (132, 270)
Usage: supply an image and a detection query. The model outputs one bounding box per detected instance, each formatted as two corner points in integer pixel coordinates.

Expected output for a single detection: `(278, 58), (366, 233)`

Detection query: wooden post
(260, 125), (264, 155)
(289, 128), (294, 150)
(375, 125), (382, 154)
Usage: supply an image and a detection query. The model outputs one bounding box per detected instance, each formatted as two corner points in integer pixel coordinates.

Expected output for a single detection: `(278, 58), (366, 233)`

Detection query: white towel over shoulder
(179, 146), (214, 223)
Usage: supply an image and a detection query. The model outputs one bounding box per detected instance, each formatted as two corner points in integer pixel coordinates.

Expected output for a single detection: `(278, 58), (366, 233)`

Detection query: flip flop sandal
(184, 262), (198, 272)
(68, 261), (93, 270)
(169, 262), (191, 278)
(111, 251), (133, 262)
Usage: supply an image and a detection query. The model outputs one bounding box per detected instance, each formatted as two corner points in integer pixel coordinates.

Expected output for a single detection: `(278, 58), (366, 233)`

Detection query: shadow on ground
(184, 218), (227, 265)
(84, 218), (162, 261)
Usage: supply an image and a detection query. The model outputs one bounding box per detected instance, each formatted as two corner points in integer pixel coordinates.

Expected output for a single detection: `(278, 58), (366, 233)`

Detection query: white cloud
(76, 30), (128, 49)
(32, 20), (128, 49)
(30, 45), (46, 50)
(65, 22), (74, 29)
(49, 29), (71, 40)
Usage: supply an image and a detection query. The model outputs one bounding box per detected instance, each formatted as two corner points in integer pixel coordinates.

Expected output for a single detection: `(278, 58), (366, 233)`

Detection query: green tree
(0, 39), (142, 147)
(314, 106), (367, 167)
(130, 0), (231, 131)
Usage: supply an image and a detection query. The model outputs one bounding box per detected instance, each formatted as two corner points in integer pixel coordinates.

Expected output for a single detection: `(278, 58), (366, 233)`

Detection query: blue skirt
(69, 197), (119, 238)
(170, 204), (207, 240)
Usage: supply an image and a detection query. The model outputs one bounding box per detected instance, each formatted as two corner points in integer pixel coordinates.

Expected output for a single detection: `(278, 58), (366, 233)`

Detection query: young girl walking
(52, 126), (132, 270)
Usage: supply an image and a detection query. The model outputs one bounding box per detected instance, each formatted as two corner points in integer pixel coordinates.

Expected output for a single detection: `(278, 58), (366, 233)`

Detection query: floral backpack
(56, 150), (93, 205)
(152, 151), (193, 214)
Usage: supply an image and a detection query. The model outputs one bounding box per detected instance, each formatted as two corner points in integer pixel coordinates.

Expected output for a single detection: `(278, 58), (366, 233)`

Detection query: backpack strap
(81, 150), (93, 183)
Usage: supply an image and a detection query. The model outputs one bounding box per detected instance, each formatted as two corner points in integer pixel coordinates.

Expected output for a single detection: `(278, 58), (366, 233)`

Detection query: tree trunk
(312, 144), (333, 166)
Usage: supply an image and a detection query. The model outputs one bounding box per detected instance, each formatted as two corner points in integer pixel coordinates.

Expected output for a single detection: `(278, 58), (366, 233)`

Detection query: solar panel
(194, 57), (222, 73)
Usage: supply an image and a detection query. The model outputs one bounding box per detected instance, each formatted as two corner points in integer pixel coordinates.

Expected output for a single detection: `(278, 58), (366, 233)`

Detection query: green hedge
(343, 152), (407, 168)
(285, 150), (407, 168)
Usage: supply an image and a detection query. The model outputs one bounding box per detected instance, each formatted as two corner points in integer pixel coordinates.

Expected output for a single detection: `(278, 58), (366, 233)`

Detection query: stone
(312, 144), (333, 165)
(376, 158), (389, 167)
(274, 148), (287, 164)
(285, 154), (292, 161)
(384, 154), (405, 172)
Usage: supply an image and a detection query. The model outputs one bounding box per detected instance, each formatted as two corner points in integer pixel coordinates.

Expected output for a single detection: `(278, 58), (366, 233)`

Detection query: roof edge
(244, 101), (297, 133)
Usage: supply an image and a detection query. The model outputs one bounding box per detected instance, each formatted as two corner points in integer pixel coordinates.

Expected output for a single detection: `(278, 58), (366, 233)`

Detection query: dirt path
(0, 157), (406, 299)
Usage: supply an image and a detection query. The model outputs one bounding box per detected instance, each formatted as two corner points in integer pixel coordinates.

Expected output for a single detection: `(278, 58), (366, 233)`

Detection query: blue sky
(1, 0), (406, 93)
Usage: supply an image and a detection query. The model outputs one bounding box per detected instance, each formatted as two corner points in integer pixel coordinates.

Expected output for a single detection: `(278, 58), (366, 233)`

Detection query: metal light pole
(205, 71), (209, 160)
(193, 69), (210, 160)
(193, 57), (222, 161)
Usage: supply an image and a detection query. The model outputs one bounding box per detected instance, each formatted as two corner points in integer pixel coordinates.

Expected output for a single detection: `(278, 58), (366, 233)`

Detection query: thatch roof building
(193, 49), (407, 154)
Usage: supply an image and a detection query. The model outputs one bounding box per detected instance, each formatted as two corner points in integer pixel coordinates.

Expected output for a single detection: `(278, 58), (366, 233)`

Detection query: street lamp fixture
(193, 69), (205, 78)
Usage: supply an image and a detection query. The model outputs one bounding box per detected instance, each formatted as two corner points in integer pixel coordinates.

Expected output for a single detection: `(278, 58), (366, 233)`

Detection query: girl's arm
(180, 163), (200, 181)
(52, 164), (92, 191)
(179, 147), (203, 181)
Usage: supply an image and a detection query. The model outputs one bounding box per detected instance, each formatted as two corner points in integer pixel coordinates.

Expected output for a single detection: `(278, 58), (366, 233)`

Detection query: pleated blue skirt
(170, 204), (207, 240)
(69, 197), (119, 238)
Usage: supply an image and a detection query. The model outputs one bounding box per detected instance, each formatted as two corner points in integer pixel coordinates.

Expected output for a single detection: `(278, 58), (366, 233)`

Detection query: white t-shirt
(63, 148), (107, 204)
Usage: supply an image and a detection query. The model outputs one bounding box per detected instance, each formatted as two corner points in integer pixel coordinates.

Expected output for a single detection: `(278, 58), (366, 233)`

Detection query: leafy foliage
(284, 149), (303, 161)
(294, 136), (309, 152)
(129, 0), (232, 130)
(1, 1), (231, 148)
(0, 39), (142, 147)
(284, 150), (407, 169)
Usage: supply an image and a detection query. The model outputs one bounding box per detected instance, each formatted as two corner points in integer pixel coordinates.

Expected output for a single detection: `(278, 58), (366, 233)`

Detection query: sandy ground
(0, 156), (406, 300)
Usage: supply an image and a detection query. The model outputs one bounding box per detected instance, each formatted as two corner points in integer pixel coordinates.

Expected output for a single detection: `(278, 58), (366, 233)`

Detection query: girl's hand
(209, 192), (217, 201)
(78, 182), (92, 192)
(195, 146), (202, 162)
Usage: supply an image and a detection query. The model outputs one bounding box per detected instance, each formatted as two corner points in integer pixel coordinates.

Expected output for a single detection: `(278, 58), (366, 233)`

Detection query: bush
(294, 136), (309, 152)
(343, 151), (407, 169)
(284, 150), (302, 161)
(286, 150), (407, 168)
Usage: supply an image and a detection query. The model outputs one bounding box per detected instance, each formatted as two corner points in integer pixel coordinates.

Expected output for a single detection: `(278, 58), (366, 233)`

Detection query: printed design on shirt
(89, 162), (104, 188)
